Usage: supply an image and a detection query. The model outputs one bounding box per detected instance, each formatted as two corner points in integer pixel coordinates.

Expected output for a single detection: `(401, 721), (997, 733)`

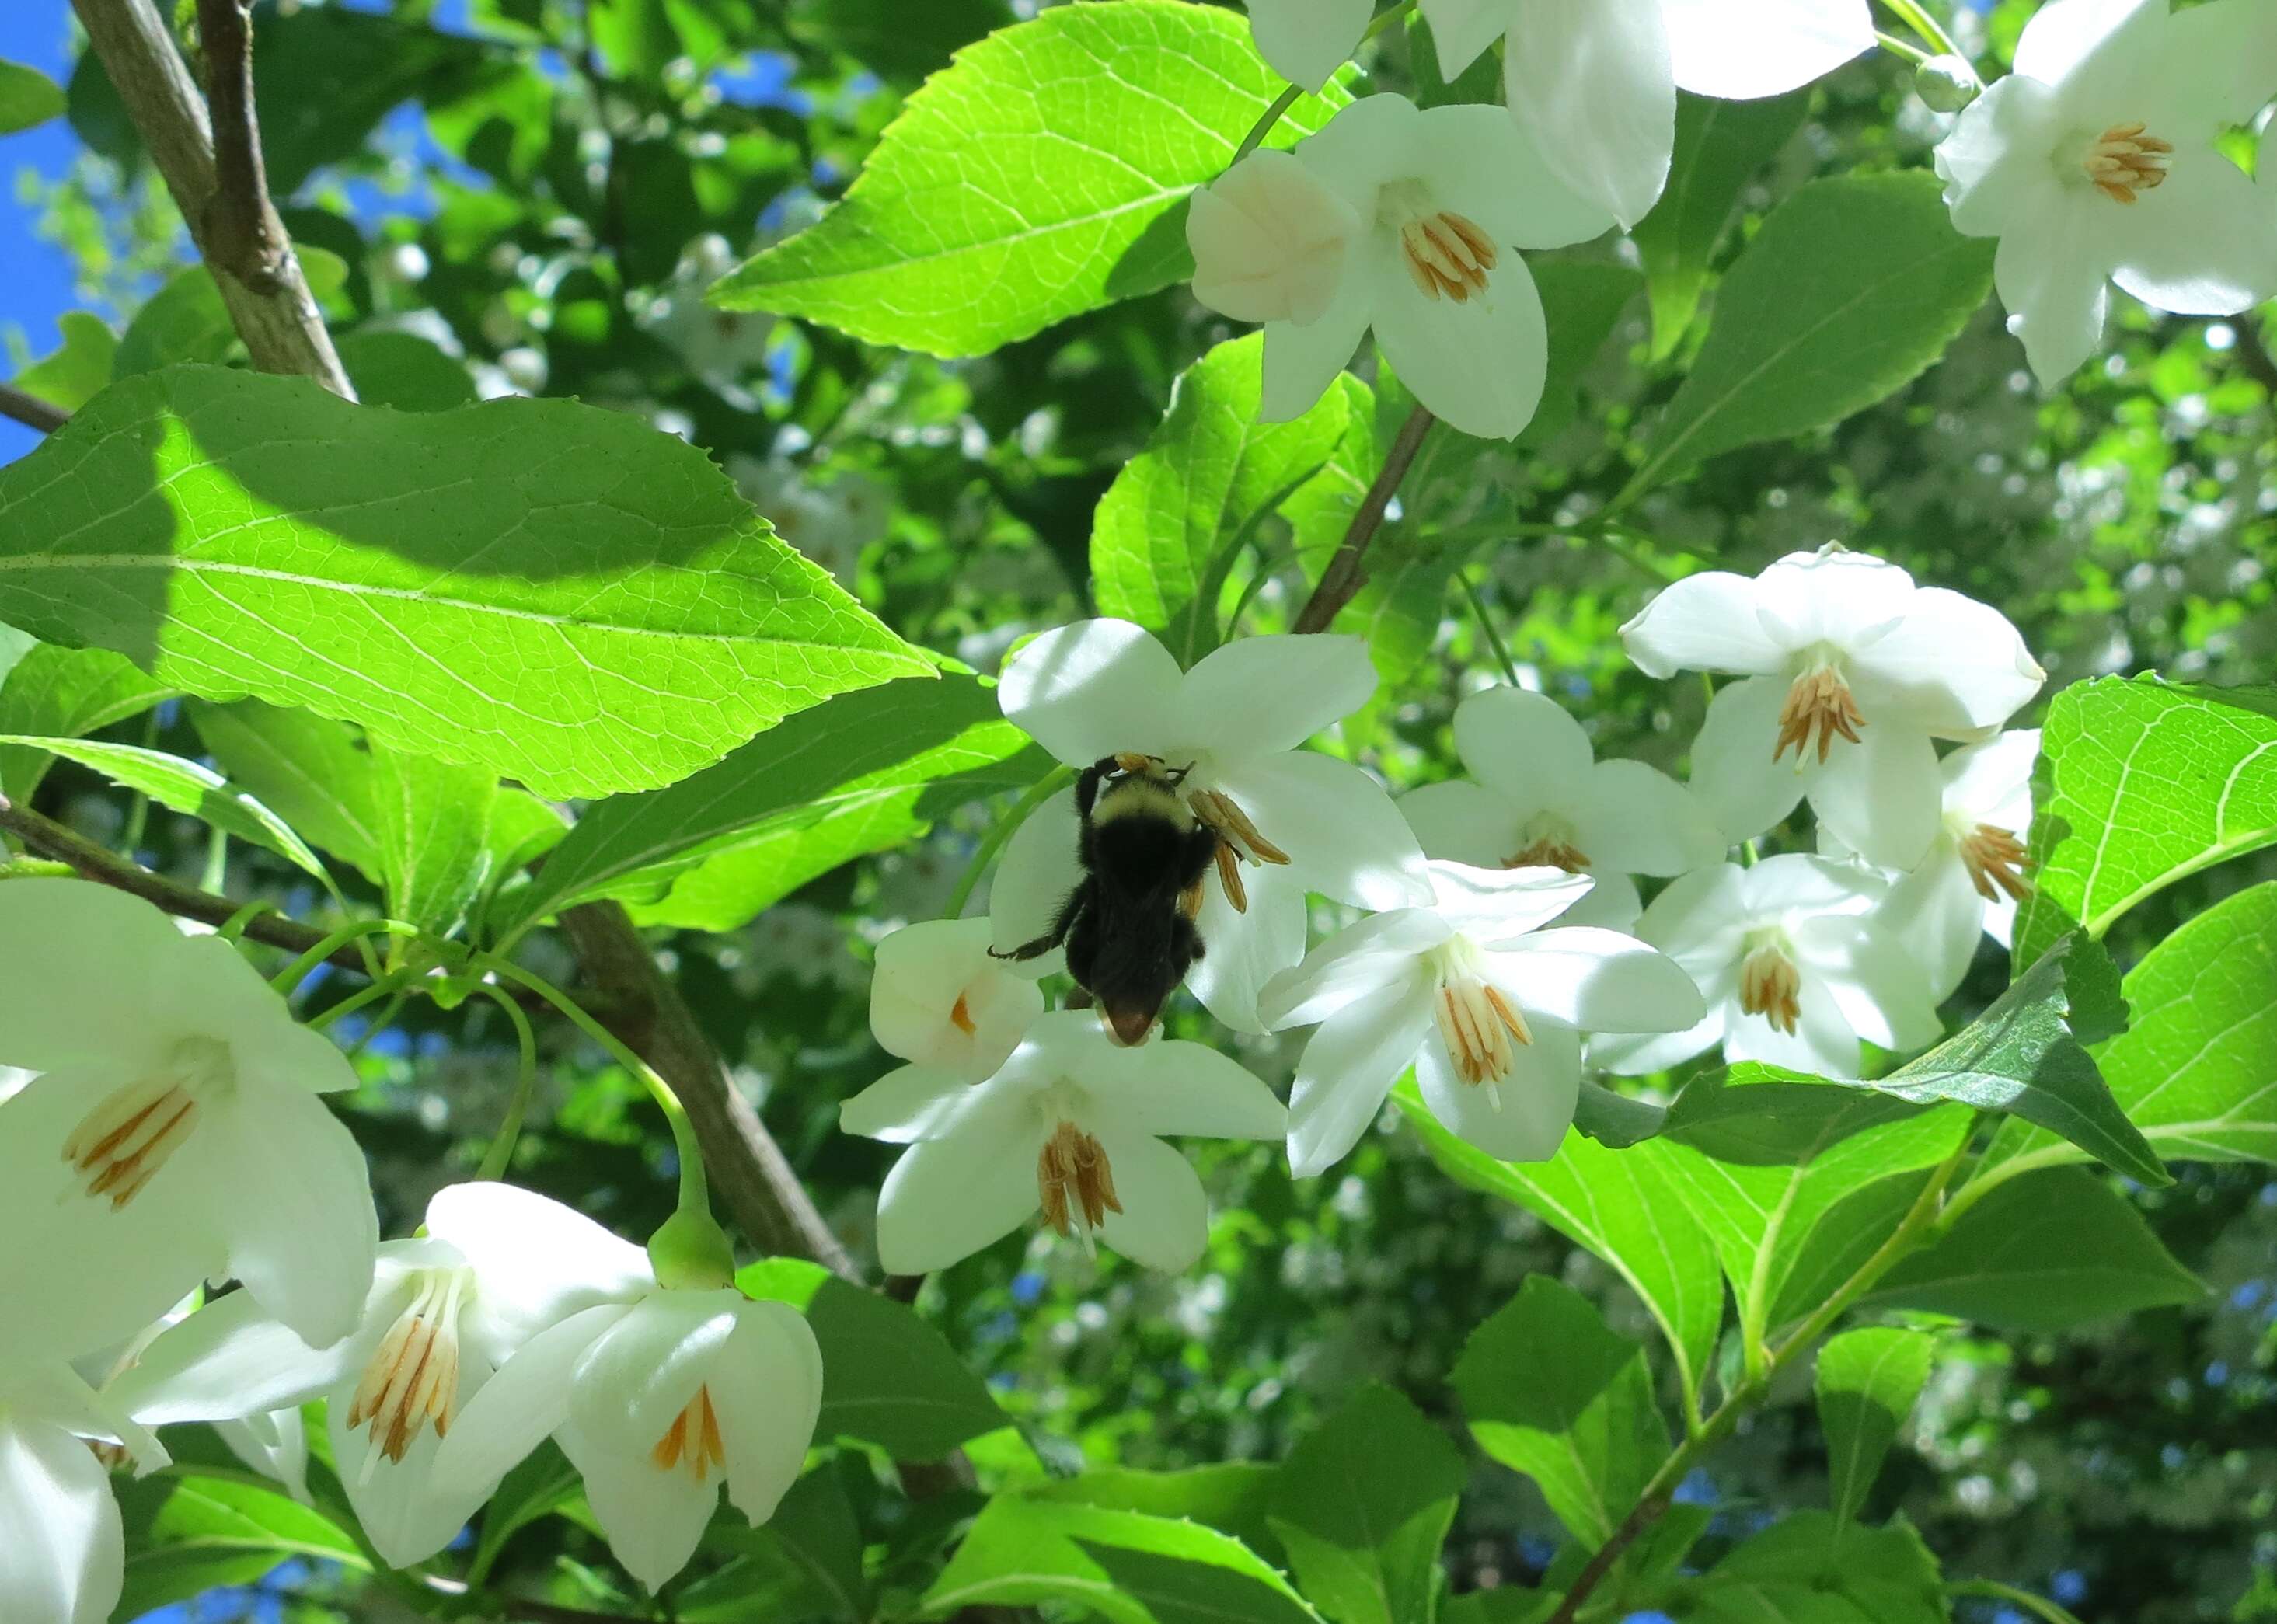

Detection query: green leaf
(0, 366), (929, 797)
(1815, 1326), (1935, 1524)
(925, 1495), (1322, 1624)
(1620, 172), (1994, 498)
(1667, 1512), (1945, 1624)
(1442, 1592), (1561, 1624)
(467, 1441), (581, 1584)
(1033, 1465), (1283, 1561)
(2014, 677), (2277, 965)
(334, 331), (481, 412)
(7, 312), (118, 412)
(116, 1548), (292, 1620)
(676, 1466), (867, 1622)
(713, 1), (1345, 356)
(115, 270), (239, 378)
(739, 1259), (1008, 1462)
(1631, 90), (1811, 359)
(1983, 880), (2277, 1182)
(494, 674), (1042, 938)
(1267, 1382), (1465, 1624)
(141, 1472), (367, 1565)
(1399, 1087), (1721, 1404)
(1867, 932), (2167, 1187)
(0, 59), (66, 133)
(1091, 334), (1354, 664)
(1660, 1065), (1923, 1165)
(0, 641), (172, 800)
(0, 734), (331, 880)
(1451, 1277), (1671, 1546)
(1868, 1167), (2205, 1332)
(1512, 262), (1644, 449)
(786, 0), (1013, 83)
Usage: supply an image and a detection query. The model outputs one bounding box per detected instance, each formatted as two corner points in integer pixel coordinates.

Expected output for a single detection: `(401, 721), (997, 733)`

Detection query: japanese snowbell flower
(1419, 0), (1874, 227)
(1187, 94), (1614, 439)
(871, 918), (1043, 1082)
(1621, 547), (2044, 870)
(1259, 862), (1702, 1173)
(1828, 730), (2040, 1002)
(110, 1183), (653, 1569)
(1595, 856), (1940, 1079)
(841, 1010), (1287, 1274)
(1935, 0), (2277, 386)
(1240, 0), (1373, 92)
(0, 1345), (168, 1624)
(426, 1277), (822, 1592)
(0, 880), (378, 1354)
(1400, 687), (1725, 929)
(991, 620), (1428, 1033)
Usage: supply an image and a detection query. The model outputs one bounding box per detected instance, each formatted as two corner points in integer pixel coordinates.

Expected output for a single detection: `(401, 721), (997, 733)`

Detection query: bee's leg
(992, 887), (1087, 961)
(1075, 759), (1118, 821)
(1171, 911), (1205, 969)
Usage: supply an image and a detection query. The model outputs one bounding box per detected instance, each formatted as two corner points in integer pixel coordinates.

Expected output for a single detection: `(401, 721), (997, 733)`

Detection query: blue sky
(1, 2), (85, 466)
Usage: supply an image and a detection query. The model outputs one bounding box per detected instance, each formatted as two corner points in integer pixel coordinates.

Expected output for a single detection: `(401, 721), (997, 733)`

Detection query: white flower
(1620, 547), (2044, 870)
(1419, 0), (1874, 227)
(1594, 856), (1941, 1079)
(870, 918), (1043, 1083)
(1186, 93), (1614, 439)
(110, 1183), (653, 1569)
(1259, 862), (1702, 1173)
(1828, 729), (2039, 1003)
(990, 619), (1428, 1033)
(1400, 687), (1725, 930)
(1240, 0), (1374, 91)
(840, 1011), (1287, 1274)
(1935, 0), (2277, 386)
(0, 1347), (168, 1624)
(426, 1284), (822, 1593)
(0, 880), (378, 1354)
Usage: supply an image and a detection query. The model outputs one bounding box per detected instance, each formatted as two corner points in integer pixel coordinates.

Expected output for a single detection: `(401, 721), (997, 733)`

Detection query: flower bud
(647, 1208), (737, 1291)
(1914, 54), (1981, 113)
(870, 917), (1042, 1082)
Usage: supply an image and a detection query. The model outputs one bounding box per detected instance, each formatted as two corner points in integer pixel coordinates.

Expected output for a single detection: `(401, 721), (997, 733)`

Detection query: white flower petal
(1292, 92), (1427, 201)
(558, 1415), (717, 1594)
(1453, 688), (1593, 809)
(110, 1278), (367, 1425)
(1994, 191), (2115, 389)
(2012, 0), (2164, 93)
(1216, 751), (1431, 911)
(1619, 570), (1789, 678)
(1178, 634), (1378, 758)
(1103, 1040), (1288, 1141)
(425, 1183), (651, 1371)
(1369, 234), (1550, 440)
(1261, 265), (1378, 423)
(1412, 103), (1616, 250)
(1592, 978), (1731, 1075)
(1689, 674), (1811, 848)
(1740, 852), (1885, 918)
(999, 620), (1185, 767)
(839, 1062), (1011, 1145)
(1484, 927), (1706, 1035)
(1259, 909), (1449, 1030)
(1749, 547), (1912, 649)
(1574, 758), (1728, 876)
(1400, 779), (1518, 866)
(1189, 148), (1362, 326)
(986, 785), (1080, 975)
(1186, 859), (1311, 1033)
(1630, 863), (1751, 967)
(1243, 0), (1375, 92)
(1662, 0), (1872, 99)
(1794, 915), (1944, 1054)
(208, 1082), (379, 1352)
(328, 1399), (469, 1570)
(1092, 1131), (1211, 1272)
(1416, 1021), (1582, 1161)
(569, 1291), (741, 1462)
(1945, 728), (2040, 825)
(1286, 975), (1438, 1176)
(1424, 860), (1595, 944)
(711, 1301), (824, 1525)
(424, 1302), (629, 1520)
(0, 1414), (122, 1624)
(2150, 0), (2277, 129)
(0, 880), (187, 1074)
(1505, 0), (1675, 228)
(1563, 868), (1645, 932)
(870, 918), (1043, 1082)
(2109, 154), (2277, 317)
(161, 940), (357, 1099)
(874, 1131), (1042, 1275)
(1937, 75), (2066, 239)
(1871, 847), (1986, 1004)
(1420, 0), (1519, 78)
(217, 1410), (311, 1507)
(1806, 724), (1943, 871)
(1846, 590), (2042, 737)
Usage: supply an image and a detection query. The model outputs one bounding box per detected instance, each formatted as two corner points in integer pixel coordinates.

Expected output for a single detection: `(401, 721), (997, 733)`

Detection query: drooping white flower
(990, 619), (1428, 1033)
(1418, 0), (1874, 228)
(1935, 0), (2277, 386)
(1259, 862), (1702, 1173)
(425, 1283), (822, 1593)
(0, 1346), (168, 1624)
(870, 918), (1043, 1083)
(1594, 855), (1941, 1079)
(841, 1011), (1287, 1274)
(1240, 0), (1375, 92)
(1620, 547), (2044, 870)
(0, 880), (379, 1354)
(110, 1183), (653, 1569)
(1400, 687), (1726, 930)
(1186, 93), (1615, 439)
(1827, 729), (2040, 1002)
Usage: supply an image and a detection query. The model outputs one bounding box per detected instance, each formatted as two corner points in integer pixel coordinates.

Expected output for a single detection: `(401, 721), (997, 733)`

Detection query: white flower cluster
(0, 883), (821, 1619)
(1191, 0), (2275, 438)
(848, 546), (2044, 1274)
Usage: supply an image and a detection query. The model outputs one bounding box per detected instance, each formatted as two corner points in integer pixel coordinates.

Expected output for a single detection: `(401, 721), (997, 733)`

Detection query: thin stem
(1459, 570), (1523, 685)
(946, 765), (1076, 920)
(199, 828), (228, 894)
(117, 713), (162, 858)
(216, 898), (277, 943)
(473, 984), (541, 1182)
(1873, 28), (1931, 65)
(1292, 403), (1435, 635)
(304, 969), (425, 1033)
(1948, 1580), (2086, 1624)
(1877, 0), (1963, 58)
(270, 918), (423, 994)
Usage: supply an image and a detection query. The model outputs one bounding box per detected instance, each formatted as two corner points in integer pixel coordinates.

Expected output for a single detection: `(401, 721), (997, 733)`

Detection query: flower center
(1775, 658), (1866, 765)
(1429, 945), (1533, 1106)
(347, 1268), (469, 1471)
(1958, 821), (2033, 903)
(1738, 938), (1802, 1035)
(1036, 1119), (1121, 1244)
(948, 992), (977, 1036)
(650, 1385), (727, 1483)
(1395, 204), (1498, 304)
(60, 1037), (235, 1210)
(2081, 120), (2173, 204)
(1505, 813), (1589, 873)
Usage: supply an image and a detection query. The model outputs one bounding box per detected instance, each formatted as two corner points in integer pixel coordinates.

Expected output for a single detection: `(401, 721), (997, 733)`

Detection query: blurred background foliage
(4, 0), (2273, 1619)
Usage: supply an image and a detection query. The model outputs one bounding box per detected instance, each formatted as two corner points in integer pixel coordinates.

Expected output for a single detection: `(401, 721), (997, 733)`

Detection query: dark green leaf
(1514, 262), (1644, 449)
(1668, 1512), (1944, 1623)
(468, 1441), (581, 1584)
(788, 0), (1013, 82)
(114, 270), (237, 378)
(0, 641), (172, 800)
(676, 1466), (867, 1622)
(334, 332), (481, 413)
(1815, 1326), (1935, 1523)
(1033, 1465), (1284, 1563)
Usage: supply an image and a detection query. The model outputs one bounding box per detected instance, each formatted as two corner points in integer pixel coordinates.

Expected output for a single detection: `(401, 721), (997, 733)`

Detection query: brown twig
(1289, 403), (1435, 635)
(0, 383), (69, 435)
(192, 0), (288, 294)
(68, 0), (354, 398)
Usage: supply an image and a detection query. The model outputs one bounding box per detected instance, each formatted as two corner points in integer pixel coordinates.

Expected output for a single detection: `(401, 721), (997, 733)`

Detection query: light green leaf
(1619, 172), (1994, 499)
(1668, 1512), (1944, 1624)
(1815, 1327), (1935, 1524)
(1631, 90), (1811, 359)
(925, 1495), (1322, 1624)
(1399, 1087), (1721, 1405)
(0, 641), (172, 800)
(1869, 1167), (2204, 1332)
(1451, 1277), (1671, 1546)
(740, 1259), (1008, 1462)
(712, 0), (1345, 356)
(494, 674), (1043, 938)
(1268, 1382), (1465, 1624)
(138, 1472), (368, 1565)
(0, 734), (330, 881)
(1033, 1465), (1283, 1562)
(0, 366), (929, 797)
(1092, 334), (1353, 664)
(2014, 678), (2277, 966)
(1442, 1592), (1561, 1624)
(0, 59), (67, 133)
(7, 312), (118, 413)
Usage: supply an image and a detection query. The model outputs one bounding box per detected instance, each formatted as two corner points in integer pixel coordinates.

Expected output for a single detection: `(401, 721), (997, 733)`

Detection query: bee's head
(1094, 754), (1198, 828)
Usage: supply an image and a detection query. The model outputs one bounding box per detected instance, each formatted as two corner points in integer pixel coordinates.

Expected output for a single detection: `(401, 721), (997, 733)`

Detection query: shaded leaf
(7, 312), (117, 413)
(0, 641), (172, 800)
(1815, 1326), (1935, 1524)
(1268, 1382), (1465, 1624)
(1667, 1512), (1944, 1623)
